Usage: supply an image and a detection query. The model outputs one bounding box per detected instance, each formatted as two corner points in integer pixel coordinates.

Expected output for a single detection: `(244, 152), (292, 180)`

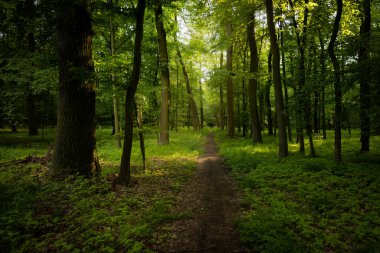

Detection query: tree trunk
(135, 100), (146, 170)
(280, 20), (292, 143)
(118, 0), (146, 184)
(328, 0), (343, 162)
(266, 0), (288, 157)
(109, 0), (121, 148)
(175, 40), (200, 130)
(200, 77), (204, 129)
(52, 0), (99, 177)
(219, 51), (225, 130)
(154, 0), (170, 144)
(247, 16), (263, 143)
(266, 52), (274, 136)
(359, 0), (371, 152)
(313, 92), (319, 133)
(242, 46), (248, 137)
(226, 20), (234, 137)
(319, 35), (327, 140)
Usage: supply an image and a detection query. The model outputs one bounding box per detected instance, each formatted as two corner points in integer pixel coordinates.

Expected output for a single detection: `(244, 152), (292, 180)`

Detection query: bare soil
(153, 133), (247, 253)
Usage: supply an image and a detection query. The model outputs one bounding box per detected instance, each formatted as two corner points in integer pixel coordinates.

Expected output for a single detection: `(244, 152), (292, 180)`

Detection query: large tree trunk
(219, 51), (225, 130)
(118, 0), (146, 185)
(266, 52), (274, 136)
(226, 20), (234, 137)
(109, 0), (121, 148)
(328, 0), (343, 162)
(52, 0), (99, 177)
(266, 0), (288, 157)
(247, 16), (263, 143)
(359, 0), (371, 152)
(154, 0), (170, 145)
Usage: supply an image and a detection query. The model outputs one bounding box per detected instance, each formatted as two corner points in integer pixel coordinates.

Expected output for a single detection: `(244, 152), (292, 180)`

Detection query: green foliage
(216, 129), (380, 252)
(0, 127), (204, 252)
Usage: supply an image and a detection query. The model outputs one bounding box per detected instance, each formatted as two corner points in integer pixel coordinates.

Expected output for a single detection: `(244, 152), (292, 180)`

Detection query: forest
(0, 0), (379, 252)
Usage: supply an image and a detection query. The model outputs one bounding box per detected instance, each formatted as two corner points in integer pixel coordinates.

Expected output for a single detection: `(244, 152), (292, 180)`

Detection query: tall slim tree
(154, 0), (170, 144)
(265, 0), (288, 157)
(118, 0), (146, 184)
(328, 0), (343, 162)
(108, 0), (121, 148)
(226, 19), (234, 137)
(219, 51), (225, 130)
(359, 0), (371, 152)
(51, 0), (99, 177)
(247, 14), (262, 143)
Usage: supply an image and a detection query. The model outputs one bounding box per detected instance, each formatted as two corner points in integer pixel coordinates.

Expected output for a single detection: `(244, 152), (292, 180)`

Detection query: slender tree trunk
(319, 35), (327, 139)
(266, 52), (274, 136)
(242, 46), (248, 137)
(176, 43), (200, 130)
(247, 16), (262, 143)
(313, 91), (319, 133)
(26, 0), (38, 136)
(328, 0), (343, 162)
(118, 0), (146, 184)
(200, 77), (204, 129)
(52, 0), (99, 177)
(175, 60), (179, 132)
(226, 20), (234, 137)
(280, 20), (292, 143)
(154, 0), (170, 144)
(109, 0), (121, 148)
(359, 0), (371, 152)
(219, 51), (225, 130)
(266, 0), (288, 157)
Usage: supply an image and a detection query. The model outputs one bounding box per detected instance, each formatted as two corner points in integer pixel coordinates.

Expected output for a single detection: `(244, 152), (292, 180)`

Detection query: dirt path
(154, 133), (246, 252)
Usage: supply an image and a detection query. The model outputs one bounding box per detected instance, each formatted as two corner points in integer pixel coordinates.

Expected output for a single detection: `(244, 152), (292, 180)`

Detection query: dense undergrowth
(215, 129), (380, 252)
(0, 128), (204, 253)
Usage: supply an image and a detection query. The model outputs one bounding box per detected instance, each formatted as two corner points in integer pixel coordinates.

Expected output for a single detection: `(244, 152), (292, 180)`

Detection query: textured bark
(247, 17), (262, 143)
(219, 51), (225, 130)
(155, 0), (170, 144)
(226, 20), (234, 137)
(118, 0), (146, 184)
(266, 0), (288, 157)
(266, 52), (274, 136)
(52, 0), (99, 177)
(328, 0), (343, 162)
(359, 0), (371, 152)
(109, 0), (121, 148)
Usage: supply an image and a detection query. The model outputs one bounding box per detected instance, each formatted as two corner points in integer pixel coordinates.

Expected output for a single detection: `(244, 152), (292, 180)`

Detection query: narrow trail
(155, 133), (246, 253)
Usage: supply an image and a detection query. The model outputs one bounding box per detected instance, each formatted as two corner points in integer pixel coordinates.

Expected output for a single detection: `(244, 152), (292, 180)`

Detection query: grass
(0, 127), (204, 253)
(215, 129), (380, 253)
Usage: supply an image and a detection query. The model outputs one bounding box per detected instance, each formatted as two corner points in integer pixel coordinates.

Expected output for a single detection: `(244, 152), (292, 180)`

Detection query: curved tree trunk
(328, 0), (343, 162)
(265, 0), (288, 157)
(52, 0), (99, 177)
(155, 0), (170, 144)
(247, 15), (262, 143)
(118, 0), (146, 185)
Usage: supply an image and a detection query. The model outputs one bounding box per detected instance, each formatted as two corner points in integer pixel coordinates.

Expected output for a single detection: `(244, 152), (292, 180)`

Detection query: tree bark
(319, 35), (327, 140)
(118, 0), (146, 184)
(226, 20), (234, 137)
(266, 0), (288, 157)
(359, 0), (371, 152)
(154, 0), (170, 144)
(52, 0), (99, 177)
(328, 0), (343, 162)
(109, 0), (121, 148)
(247, 16), (263, 143)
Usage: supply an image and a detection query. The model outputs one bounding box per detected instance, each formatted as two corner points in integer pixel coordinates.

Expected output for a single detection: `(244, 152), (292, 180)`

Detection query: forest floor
(152, 133), (246, 253)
